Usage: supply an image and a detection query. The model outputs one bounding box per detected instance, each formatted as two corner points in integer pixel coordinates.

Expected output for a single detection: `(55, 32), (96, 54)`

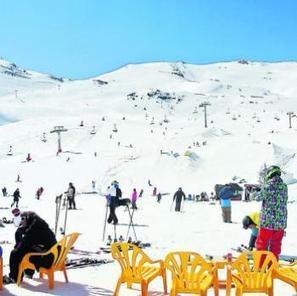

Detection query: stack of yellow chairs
(111, 242), (167, 296)
(165, 251), (218, 296)
(227, 250), (278, 296)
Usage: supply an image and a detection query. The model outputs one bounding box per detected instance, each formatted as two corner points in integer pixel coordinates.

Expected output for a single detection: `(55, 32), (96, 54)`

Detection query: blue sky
(1, 0), (297, 79)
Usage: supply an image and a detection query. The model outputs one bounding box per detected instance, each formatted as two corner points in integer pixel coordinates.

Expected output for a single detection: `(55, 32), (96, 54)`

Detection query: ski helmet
(242, 216), (253, 229)
(265, 165), (281, 180)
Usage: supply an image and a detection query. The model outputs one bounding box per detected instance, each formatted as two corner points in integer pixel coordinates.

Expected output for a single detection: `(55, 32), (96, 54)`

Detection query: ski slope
(0, 59), (297, 295)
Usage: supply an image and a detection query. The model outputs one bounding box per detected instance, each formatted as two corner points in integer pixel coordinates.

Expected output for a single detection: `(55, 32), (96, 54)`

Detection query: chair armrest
(22, 249), (54, 260)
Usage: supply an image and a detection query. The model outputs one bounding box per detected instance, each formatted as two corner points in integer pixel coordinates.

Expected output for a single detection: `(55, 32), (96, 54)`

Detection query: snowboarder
(35, 187), (44, 200)
(65, 182), (76, 209)
(219, 184), (234, 223)
(242, 212), (260, 250)
(131, 188), (138, 210)
(11, 188), (21, 208)
(173, 187), (186, 212)
(256, 165), (288, 260)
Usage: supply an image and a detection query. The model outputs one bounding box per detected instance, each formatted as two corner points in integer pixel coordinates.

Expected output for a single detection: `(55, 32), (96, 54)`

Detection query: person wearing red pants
(256, 165), (288, 260)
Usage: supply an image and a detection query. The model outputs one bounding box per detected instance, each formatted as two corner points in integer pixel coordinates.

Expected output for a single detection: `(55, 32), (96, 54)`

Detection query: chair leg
(16, 267), (23, 286)
(268, 286), (274, 296)
(162, 271), (167, 294)
(114, 278), (121, 296)
(141, 281), (148, 296)
(48, 271), (54, 289)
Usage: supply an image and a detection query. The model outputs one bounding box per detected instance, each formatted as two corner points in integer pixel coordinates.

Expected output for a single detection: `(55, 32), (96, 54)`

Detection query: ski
(70, 248), (101, 256)
(66, 257), (113, 269)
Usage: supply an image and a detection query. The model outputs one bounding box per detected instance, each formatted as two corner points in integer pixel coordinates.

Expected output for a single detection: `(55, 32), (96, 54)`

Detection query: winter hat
(242, 216), (253, 229)
(12, 208), (21, 217)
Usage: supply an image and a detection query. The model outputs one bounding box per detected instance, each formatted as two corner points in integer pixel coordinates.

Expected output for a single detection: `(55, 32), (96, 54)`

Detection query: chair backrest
(231, 251), (278, 289)
(165, 251), (212, 290)
(51, 232), (80, 270)
(111, 242), (151, 281)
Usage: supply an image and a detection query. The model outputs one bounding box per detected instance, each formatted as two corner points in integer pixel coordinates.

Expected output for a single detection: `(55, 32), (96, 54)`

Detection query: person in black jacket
(11, 188), (21, 208)
(3, 211), (57, 284)
(173, 187), (186, 212)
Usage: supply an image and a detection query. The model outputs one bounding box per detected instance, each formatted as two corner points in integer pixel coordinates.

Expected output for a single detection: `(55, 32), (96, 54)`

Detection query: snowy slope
(0, 59), (297, 295)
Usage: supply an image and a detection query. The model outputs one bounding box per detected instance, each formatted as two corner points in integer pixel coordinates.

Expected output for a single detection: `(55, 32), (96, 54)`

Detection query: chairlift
(90, 126), (97, 135)
(112, 124), (118, 132)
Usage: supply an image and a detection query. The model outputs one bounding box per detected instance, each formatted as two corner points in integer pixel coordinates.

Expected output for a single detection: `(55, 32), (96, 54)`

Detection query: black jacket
(173, 190), (186, 202)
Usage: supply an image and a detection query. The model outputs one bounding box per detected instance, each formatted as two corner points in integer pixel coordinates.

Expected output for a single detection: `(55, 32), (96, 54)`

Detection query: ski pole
(102, 200), (109, 241)
(54, 194), (62, 236)
(63, 195), (69, 235)
(170, 200), (174, 211)
(126, 207), (137, 241)
(126, 207), (135, 240)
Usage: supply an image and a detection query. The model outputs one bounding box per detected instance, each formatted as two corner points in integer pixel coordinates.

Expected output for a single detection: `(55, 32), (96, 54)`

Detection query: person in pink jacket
(131, 188), (138, 210)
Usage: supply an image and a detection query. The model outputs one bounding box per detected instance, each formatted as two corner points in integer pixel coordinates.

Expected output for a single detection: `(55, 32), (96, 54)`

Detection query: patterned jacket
(258, 175), (288, 230)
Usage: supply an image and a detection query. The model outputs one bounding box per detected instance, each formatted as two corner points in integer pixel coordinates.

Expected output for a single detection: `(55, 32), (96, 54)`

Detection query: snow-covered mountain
(0, 58), (297, 295)
(1, 58), (297, 191)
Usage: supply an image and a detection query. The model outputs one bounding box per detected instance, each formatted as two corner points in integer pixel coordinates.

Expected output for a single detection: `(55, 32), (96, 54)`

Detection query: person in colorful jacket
(131, 188), (138, 210)
(256, 165), (288, 260)
(242, 212), (260, 250)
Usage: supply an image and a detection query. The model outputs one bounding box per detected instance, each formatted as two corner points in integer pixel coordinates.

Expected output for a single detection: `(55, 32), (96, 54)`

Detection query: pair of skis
(66, 257), (113, 269)
(232, 245), (297, 263)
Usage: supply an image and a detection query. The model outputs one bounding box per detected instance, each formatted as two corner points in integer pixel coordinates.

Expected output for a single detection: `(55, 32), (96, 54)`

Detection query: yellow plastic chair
(111, 242), (167, 296)
(17, 232), (80, 289)
(227, 250), (278, 296)
(274, 261), (297, 291)
(165, 251), (218, 296)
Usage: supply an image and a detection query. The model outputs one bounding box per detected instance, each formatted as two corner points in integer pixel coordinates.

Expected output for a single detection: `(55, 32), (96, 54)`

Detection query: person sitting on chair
(3, 211), (57, 284)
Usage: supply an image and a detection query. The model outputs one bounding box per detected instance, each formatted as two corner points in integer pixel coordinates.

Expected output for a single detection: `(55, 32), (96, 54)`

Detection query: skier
(139, 189), (144, 197)
(3, 211), (57, 284)
(107, 181), (121, 225)
(92, 180), (96, 191)
(219, 184), (235, 223)
(242, 212), (260, 250)
(11, 188), (21, 208)
(173, 187), (186, 212)
(148, 179), (152, 186)
(26, 153), (32, 162)
(65, 182), (76, 209)
(153, 187), (157, 196)
(157, 192), (162, 203)
(35, 187), (44, 200)
(131, 188), (138, 210)
(256, 165), (288, 260)
(2, 187), (7, 197)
